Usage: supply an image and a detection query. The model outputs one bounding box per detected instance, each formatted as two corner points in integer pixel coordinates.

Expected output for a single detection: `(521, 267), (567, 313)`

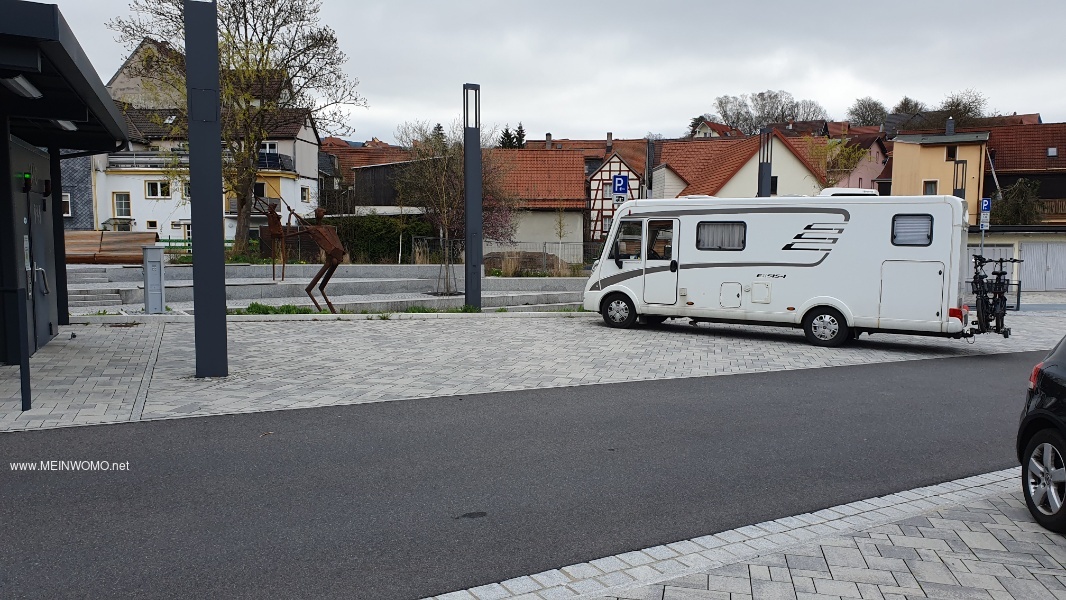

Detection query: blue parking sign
(612, 175), (629, 195)
(981, 197), (992, 212)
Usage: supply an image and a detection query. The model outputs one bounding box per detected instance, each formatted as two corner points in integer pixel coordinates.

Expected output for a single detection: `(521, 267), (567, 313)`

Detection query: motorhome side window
(891, 214), (933, 246)
(609, 220), (643, 260)
(647, 220), (673, 260)
(696, 222), (745, 251)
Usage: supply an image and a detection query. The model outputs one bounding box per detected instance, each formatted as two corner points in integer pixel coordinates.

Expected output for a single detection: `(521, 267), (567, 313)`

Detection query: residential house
(93, 105), (320, 239)
(651, 132), (826, 201)
(982, 123), (1066, 223)
(526, 133), (651, 241)
(891, 120), (988, 224)
(834, 133), (889, 190)
(493, 149), (586, 245)
(884, 111), (1041, 137)
(693, 120), (744, 138)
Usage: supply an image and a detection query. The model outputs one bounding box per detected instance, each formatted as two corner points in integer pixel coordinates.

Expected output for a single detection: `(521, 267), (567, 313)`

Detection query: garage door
(1021, 242), (1066, 291)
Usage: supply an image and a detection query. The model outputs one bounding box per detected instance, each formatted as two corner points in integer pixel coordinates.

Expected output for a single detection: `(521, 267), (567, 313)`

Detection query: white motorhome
(584, 190), (976, 346)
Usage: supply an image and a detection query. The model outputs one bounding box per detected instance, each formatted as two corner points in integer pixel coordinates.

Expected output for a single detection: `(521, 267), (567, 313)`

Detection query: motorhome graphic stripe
(616, 206), (851, 221)
(594, 254), (830, 289)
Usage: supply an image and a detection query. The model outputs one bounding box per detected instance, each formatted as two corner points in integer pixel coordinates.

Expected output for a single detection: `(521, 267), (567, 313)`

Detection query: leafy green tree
(847, 97), (887, 126)
(992, 178), (1044, 225)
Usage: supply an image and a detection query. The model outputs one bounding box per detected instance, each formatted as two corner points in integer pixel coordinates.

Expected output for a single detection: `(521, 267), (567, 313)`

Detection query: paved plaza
(2, 311), (1066, 430)
(433, 470), (1066, 600)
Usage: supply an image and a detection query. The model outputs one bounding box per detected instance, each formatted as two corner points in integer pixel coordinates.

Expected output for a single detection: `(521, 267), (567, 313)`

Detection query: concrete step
(69, 289), (122, 296)
(67, 276), (109, 284)
(69, 299), (124, 307)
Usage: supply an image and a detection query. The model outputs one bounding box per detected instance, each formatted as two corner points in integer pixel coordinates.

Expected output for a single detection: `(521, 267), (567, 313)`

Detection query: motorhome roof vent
(818, 187), (879, 196)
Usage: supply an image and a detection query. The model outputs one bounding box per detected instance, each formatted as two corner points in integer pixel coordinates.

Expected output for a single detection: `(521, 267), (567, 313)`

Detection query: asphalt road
(0, 350), (1044, 599)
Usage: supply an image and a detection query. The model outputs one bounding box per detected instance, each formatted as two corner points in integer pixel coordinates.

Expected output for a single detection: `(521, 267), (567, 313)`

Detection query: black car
(1018, 336), (1066, 531)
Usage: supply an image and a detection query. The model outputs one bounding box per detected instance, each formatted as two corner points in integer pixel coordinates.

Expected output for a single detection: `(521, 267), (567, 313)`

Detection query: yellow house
(891, 131), (989, 224)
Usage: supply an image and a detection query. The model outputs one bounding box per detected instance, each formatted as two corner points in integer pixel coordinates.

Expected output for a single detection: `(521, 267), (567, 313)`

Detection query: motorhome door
(643, 219), (679, 304)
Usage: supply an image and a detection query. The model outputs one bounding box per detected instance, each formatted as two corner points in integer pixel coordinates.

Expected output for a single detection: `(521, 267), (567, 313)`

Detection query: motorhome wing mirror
(612, 240), (622, 268)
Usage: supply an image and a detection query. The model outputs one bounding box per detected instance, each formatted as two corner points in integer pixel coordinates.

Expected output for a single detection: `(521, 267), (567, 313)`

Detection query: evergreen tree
(498, 124), (515, 148)
(514, 122), (526, 148)
(992, 178), (1044, 225)
(431, 122), (446, 146)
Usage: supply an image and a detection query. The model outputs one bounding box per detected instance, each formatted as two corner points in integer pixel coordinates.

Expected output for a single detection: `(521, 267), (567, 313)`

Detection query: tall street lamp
(463, 84), (482, 309)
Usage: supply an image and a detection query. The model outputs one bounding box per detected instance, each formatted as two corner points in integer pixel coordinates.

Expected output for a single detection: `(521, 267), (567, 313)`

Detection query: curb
(69, 311), (598, 324)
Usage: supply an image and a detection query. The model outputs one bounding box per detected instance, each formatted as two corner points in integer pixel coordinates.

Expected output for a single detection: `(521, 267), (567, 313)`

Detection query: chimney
(607, 132), (613, 153)
(787, 119), (793, 130)
(545, 133), (552, 149)
(946, 117), (955, 136)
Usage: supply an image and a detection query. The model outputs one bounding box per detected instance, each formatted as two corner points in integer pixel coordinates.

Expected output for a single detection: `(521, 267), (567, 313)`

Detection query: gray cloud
(55, 0), (1066, 143)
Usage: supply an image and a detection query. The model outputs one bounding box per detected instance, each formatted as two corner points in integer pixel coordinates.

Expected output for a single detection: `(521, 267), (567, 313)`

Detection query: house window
(1050, 147), (1059, 158)
(892, 214), (933, 246)
(183, 182), (191, 198)
(301, 186), (311, 203)
(61, 192), (71, 217)
(603, 216), (613, 232)
(146, 220), (158, 230)
(770, 176), (779, 195)
(696, 222), (746, 251)
(260, 142), (278, 154)
(858, 178), (863, 188)
(946, 146), (957, 161)
(923, 180), (938, 195)
(113, 192), (131, 217)
(877, 181), (892, 196)
(254, 182), (266, 198)
(145, 181), (171, 199)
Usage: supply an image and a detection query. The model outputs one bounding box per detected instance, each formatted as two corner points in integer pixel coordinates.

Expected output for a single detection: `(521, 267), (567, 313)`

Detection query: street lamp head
(463, 83), (480, 130)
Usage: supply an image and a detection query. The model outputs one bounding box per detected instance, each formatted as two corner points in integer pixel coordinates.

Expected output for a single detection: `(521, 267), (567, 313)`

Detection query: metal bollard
(142, 245), (165, 314)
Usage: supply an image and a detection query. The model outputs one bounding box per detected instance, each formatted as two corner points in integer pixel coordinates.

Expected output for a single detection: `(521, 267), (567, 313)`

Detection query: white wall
(93, 170), (193, 234)
(652, 167), (688, 199)
(512, 210), (583, 245)
(717, 138), (822, 197)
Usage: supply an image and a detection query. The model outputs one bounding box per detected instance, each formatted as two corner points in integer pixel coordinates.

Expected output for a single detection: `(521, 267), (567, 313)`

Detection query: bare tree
(846, 97), (887, 126)
(793, 98), (830, 121)
(108, 0), (367, 254)
(392, 120), (518, 292)
(938, 89), (990, 126)
(713, 90), (829, 134)
(891, 96), (927, 115)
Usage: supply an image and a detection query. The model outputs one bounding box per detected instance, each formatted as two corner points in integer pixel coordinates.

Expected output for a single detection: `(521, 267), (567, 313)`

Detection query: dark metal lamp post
(463, 84), (482, 309)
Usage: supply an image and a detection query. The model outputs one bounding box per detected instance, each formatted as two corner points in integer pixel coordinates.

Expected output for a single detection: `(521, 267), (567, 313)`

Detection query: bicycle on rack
(970, 254), (1023, 338)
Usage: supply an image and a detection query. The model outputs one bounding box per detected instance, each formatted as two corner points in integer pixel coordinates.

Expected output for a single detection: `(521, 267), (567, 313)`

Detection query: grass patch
(228, 302), (329, 315)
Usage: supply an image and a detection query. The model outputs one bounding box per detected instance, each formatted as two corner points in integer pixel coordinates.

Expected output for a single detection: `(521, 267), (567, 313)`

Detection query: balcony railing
(107, 151), (295, 172)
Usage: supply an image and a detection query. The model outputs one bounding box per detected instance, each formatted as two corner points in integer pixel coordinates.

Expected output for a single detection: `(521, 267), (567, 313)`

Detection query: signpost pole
(463, 84), (482, 310)
(980, 197), (991, 256)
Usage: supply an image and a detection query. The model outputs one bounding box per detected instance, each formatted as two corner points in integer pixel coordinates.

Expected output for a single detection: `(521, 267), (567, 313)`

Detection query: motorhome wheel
(803, 307), (850, 347)
(602, 294), (637, 328)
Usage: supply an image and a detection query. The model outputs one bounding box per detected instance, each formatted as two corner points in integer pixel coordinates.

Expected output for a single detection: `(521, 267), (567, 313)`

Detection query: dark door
(953, 160), (967, 199)
(28, 184), (57, 349)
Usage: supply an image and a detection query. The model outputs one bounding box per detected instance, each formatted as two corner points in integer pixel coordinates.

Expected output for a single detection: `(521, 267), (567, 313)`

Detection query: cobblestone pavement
(430, 469), (1066, 600)
(2, 311), (1065, 431)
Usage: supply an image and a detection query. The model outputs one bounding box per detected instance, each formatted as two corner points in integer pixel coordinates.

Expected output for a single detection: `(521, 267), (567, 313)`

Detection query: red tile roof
(658, 137), (760, 195)
(984, 123), (1066, 172)
(657, 132), (826, 196)
(526, 138), (651, 175)
(490, 149), (586, 208)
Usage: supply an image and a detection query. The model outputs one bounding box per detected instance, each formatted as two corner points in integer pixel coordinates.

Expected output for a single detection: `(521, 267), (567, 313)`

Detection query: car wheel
(602, 294), (637, 328)
(803, 307), (850, 347)
(1023, 429), (1066, 533)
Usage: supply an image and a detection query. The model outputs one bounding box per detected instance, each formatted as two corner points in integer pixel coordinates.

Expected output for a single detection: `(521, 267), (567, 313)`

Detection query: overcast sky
(53, 0), (1066, 144)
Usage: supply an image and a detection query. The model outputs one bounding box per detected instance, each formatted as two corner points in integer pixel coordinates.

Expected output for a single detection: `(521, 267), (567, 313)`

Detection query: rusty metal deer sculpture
(285, 206), (346, 313)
